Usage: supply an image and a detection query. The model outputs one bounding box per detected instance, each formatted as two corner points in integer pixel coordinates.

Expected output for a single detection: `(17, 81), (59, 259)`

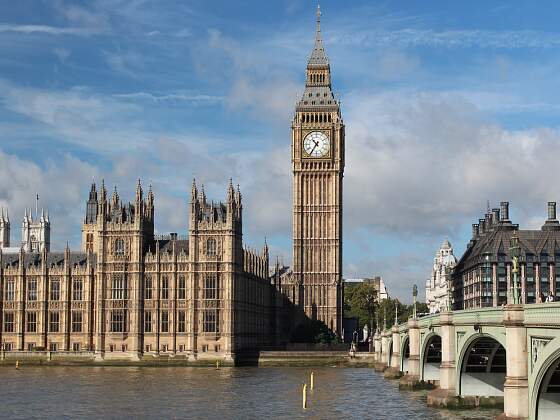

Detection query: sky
(1, 0), (560, 303)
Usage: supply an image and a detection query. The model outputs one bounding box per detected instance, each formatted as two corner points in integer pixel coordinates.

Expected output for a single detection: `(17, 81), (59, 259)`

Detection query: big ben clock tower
(292, 4), (344, 335)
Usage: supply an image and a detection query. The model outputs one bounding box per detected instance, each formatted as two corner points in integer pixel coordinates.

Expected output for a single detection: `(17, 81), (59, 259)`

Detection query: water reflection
(0, 366), (500, 419)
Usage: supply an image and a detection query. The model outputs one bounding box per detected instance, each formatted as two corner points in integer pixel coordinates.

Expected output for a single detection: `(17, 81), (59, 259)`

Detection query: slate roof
(454, 219), (560, 274)
(1, 252), (94, 269)
(156, 239), (189, 254)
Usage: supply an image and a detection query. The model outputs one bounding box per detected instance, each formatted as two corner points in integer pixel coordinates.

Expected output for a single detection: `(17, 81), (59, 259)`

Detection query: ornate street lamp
(509, 232), (521, 305)
(412, 284), (418, 319)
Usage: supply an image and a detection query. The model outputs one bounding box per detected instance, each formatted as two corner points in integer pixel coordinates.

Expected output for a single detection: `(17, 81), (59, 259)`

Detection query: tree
(291, 319), (337, 344)
(344, 282), (378, 330)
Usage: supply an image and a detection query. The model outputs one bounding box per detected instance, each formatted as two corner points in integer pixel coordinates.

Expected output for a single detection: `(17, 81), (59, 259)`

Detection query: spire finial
(316, 2), (321, 31)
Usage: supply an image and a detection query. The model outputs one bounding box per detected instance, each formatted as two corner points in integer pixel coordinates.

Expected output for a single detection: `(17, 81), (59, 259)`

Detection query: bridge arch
(457, 332), (506, 397)
(421, 332), (441, 382)
(400, 335), (410, 373)
(531, 337), (560, 420)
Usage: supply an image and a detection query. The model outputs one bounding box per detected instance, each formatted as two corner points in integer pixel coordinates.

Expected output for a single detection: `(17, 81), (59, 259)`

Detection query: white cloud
(53, 47), (71, 62)
(374, 50), (419, 80)
(0, 24), (100, 36)
(0, 150), (98, 248)
(329, 29), (560, 49)
(114, 91), (224, 104)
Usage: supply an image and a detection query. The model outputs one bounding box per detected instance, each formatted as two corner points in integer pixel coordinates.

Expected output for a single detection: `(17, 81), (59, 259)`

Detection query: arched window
(86, 233), (94, 253)
(115, 238), (125, 256)
(30, 235), (38, 252)
(206, 238), (216, 256)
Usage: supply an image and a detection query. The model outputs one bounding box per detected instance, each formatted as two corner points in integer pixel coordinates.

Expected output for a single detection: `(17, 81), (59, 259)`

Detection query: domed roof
(441, 238), (452, 250)
(441, 253), (457, 266)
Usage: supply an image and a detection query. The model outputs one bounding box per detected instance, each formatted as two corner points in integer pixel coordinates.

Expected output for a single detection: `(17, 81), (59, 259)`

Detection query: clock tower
(292, 4), (344, 335)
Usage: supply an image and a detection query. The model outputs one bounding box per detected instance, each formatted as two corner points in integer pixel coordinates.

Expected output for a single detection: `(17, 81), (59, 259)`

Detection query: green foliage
(343, 282), (378, 330)
(291, 319), (338, 344)
(344, 282), (429, 331)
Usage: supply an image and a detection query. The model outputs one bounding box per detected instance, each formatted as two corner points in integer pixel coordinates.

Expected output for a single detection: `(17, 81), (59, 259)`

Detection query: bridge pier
(385, 325), (402, 379)
(428, 311), (458, 408)
(400, 318), (425, 389)
(374, 331), (389, 372)
(373, 332), (381, 363)
(498, 304), (528, 420)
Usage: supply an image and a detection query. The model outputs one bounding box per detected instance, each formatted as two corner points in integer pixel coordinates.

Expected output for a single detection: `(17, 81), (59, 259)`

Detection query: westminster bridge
(373, 303), (560, 420)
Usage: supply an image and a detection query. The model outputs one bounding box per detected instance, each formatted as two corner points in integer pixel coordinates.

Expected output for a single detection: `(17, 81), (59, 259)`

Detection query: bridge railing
(451, 306), (504, 325)
(524, 301), (560, 326)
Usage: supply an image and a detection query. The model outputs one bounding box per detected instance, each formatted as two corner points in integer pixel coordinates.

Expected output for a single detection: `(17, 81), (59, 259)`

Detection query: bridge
(373, 303), (560, 420)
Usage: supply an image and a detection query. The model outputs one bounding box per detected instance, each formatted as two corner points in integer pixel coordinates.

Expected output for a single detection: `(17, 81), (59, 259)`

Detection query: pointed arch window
(115, 238), (125, 256)
(206, 238), (217, 256)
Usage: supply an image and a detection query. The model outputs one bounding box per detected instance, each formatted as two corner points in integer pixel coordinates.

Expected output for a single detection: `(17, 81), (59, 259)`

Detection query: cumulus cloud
(340, 89), (560, 301)
(344, 89), (560, 236)
(0, 150), (98, 248)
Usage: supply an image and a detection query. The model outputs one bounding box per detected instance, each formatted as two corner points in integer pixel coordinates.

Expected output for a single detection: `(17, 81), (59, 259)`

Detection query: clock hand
(309, 142), (319, 155)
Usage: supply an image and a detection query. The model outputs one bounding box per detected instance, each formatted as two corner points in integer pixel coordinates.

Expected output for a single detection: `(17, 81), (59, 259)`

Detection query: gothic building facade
(284, 4), (345, 335)
(425, 239), (457, 313)
(0, 5), (346, 359)
(452, 202), (560, 309)
(0, 205), (50, 253)
(0, 180), (273, 361)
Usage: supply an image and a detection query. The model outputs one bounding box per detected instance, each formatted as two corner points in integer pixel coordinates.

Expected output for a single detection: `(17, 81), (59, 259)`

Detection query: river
(0, 366), (501, 419)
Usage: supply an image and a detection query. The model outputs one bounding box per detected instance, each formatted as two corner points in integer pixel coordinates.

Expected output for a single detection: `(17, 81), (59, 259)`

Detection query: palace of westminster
(0, 6), (344, 361)
(3, 5), (552, 363)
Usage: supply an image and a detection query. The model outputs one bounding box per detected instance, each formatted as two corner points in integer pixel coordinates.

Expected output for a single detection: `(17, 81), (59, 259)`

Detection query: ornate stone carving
(531, 336), (553, 371)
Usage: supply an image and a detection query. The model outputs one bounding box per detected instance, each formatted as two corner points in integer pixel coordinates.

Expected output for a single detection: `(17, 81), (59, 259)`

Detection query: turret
(135, 178), (143, 203)
(147, 184), (154, 221)
(0, 207), (10, 248)
(21, 199), (50, 253)
(85, 182), (98, 224)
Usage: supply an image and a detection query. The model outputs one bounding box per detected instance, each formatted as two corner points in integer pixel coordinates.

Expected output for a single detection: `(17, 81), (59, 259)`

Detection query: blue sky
(1, 0), (560, 302)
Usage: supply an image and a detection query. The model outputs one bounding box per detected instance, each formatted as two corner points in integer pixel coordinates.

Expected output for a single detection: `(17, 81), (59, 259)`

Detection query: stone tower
(188, 179), (243, 359)
(0, 207), (9, 248)
(81, 179), (155, 357)
(291, 4), (345, 334)
(21, 201), (50, 253)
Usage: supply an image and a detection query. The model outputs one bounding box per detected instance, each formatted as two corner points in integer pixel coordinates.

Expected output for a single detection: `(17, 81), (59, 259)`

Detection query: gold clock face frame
(303, 131), (330, 158)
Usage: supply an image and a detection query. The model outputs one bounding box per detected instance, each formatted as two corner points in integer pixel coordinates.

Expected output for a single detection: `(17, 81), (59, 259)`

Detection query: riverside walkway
(373, 303), (560, 420)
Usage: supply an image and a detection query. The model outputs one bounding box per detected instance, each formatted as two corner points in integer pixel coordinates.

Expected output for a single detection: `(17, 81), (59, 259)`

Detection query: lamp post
(509, 232), (521, 305)
(412, 285), (418, 319)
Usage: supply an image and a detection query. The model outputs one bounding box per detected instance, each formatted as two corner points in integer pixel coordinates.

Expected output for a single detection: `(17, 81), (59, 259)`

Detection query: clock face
(303, 131), (330, 158)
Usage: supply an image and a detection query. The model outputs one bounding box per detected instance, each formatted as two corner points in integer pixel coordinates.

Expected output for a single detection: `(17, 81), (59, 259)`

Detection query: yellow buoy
(216, 361), (220, 370)
(302, 383), (307, 409)
(310, 371), (314, 390)
(15, 360), (20, 370)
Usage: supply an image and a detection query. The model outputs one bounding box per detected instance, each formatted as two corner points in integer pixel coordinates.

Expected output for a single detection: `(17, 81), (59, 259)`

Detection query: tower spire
(308, 2), (328, 67)
(316, 2), (321, 34)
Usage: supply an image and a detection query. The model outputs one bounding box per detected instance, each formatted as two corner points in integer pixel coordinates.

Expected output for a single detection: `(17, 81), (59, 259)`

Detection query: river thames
(0, 366), (500, 419)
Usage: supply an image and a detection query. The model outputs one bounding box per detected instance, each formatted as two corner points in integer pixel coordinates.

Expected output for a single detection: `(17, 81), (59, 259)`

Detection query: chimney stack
(472, 224), (479, 238)
(492, 208), (500, 225)
(479, 219), (486, 235)
(500, 202), (510, 222)
(542, 202), (560, 230)
(548, 202), (557, 221)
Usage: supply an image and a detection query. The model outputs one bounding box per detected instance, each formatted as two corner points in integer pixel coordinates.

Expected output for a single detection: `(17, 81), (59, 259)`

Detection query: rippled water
(0, 366), (501, 419)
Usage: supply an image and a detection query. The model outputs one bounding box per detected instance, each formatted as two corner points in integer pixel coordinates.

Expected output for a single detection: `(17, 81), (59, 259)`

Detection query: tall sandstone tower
(292, 5), (344, 334)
